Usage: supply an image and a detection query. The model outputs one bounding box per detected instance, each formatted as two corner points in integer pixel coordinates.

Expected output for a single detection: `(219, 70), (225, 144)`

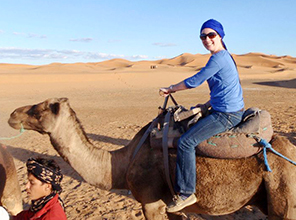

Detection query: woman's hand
(159, 87), (170, 97)
(159, 85), (174, 97)
(159, 82), (187, 97)
(194, 101), (211, 115)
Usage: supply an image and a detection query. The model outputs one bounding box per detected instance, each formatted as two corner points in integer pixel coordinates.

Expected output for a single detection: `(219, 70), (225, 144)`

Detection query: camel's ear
(49, 102), (60, 115)
(58, 97), (69, 103)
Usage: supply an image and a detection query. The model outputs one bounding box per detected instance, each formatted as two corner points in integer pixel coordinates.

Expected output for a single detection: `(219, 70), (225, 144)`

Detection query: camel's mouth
(7, 119), (22, 130)
(8, 119), (46, 134)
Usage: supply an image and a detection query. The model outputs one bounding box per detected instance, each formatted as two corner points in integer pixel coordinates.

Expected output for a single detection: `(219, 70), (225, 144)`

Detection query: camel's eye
(27, 105), (42, 120)
(27, 105), (37, 116)
(49, 103), (60, 115)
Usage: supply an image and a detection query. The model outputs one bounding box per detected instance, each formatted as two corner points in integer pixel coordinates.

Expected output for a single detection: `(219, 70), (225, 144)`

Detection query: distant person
(12, 157), (67, 220)
(159, 19), (244, 212)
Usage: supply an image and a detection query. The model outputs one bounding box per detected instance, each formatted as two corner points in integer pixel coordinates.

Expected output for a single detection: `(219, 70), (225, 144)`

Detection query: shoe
(166, 194), (197, 213)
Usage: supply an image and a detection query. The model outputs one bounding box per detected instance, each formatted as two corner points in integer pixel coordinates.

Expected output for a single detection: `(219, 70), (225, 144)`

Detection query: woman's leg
(175, 110), (243, 194)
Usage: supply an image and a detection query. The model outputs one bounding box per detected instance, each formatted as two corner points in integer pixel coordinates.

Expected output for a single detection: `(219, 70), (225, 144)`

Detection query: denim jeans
(175, 109), (244, 194)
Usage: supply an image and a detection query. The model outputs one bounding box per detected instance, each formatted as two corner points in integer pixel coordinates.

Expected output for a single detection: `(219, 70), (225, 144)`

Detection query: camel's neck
(49, 113), (131, 190)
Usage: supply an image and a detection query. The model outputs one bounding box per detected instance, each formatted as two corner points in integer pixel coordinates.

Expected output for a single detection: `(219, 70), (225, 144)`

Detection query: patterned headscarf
(26, 158), (64, 212)
(27, 157), (63, 194)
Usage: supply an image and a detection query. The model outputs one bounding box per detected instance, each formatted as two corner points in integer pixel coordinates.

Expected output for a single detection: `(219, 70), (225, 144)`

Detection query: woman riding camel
(159, 19), (245, 212)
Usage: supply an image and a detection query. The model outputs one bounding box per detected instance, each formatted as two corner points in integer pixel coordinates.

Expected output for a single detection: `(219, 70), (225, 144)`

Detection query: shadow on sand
(87, 133), (130, 146)
(5, 145), (84, 183)
(276, 131), (296, 146)
(254, 78), (296, 89)
(5, 144), (132, 198)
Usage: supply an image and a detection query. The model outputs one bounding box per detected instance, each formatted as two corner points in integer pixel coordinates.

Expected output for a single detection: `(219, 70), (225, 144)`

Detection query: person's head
(200, 19), (226, 54)
(26, 157), (63, 201)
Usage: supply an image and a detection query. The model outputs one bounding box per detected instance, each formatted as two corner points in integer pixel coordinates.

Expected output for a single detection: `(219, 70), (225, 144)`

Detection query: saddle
(131, 95), (274, 196)
(150, 104), (273, 159)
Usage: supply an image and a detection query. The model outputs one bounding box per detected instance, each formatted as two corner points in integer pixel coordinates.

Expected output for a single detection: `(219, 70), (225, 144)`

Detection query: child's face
(26, 173), (52, 200)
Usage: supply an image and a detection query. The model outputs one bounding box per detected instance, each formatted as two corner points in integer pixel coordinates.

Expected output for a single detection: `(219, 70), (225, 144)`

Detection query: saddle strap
(163, 109), (176, 196)
(132, 117), (159, 160)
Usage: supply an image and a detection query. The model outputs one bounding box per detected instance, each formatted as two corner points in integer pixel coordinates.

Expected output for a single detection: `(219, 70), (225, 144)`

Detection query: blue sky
(1, 0), (296, 65)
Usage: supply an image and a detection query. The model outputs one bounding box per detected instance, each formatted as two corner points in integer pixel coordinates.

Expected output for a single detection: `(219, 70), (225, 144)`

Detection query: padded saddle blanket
(150, 107), (273, 159)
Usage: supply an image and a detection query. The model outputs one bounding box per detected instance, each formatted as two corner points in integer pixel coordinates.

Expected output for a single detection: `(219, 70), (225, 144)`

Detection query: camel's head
(8, 98), (71, 134)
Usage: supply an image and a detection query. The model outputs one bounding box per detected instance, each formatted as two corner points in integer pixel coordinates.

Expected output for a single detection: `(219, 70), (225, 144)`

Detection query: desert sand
(0, 52), (295, 219)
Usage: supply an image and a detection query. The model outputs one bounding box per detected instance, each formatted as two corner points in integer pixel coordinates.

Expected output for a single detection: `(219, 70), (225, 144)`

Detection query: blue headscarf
(200, 19), (227, 50)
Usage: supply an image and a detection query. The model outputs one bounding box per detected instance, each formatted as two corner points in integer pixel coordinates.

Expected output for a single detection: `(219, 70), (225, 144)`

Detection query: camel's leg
(263, 136), (296, 219)
(127, 143), (184, 220)
(1, 165), (23, 215)
(139, 186), (184, 220)
(129, 169), (182, 219)
(264, 169), (296, 220)
(0, 146), (22, 215)
(137, 185), (182, 220)
(142, 200), (183, 220)
(142, 200), (166, 220)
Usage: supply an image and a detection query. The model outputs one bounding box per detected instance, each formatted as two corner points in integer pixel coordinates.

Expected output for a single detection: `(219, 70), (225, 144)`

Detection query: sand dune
(1, 53), (295, 74)
(0, 52), (295, 219)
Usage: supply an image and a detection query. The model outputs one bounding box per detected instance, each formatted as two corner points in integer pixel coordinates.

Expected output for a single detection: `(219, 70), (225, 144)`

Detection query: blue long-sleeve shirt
(184, 50), (244, 112)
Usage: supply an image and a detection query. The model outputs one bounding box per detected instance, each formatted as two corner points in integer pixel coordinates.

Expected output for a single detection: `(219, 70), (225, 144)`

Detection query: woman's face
(26, 173), (52, 200)
(200, 28), (224, 54)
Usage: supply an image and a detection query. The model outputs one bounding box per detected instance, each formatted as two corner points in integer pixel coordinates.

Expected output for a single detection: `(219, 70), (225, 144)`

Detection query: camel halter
(0, 124), (25, 140)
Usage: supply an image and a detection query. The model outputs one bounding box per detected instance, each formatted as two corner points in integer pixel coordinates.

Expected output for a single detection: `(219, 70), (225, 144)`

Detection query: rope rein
(255, 136), (296, 172)
(0, 124), (25, 140)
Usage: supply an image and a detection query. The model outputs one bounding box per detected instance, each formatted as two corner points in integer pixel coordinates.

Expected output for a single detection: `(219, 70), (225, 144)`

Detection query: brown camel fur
(0, 144), (23, 215)
(8, 97), (296, 220)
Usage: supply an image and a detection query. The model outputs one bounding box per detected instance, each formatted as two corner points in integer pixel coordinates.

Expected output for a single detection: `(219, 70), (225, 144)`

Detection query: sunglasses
(200, 32), (217, 40)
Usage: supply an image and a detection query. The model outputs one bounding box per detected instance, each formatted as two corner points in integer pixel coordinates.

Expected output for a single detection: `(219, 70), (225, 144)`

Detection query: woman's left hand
(194, 102), (210, 115)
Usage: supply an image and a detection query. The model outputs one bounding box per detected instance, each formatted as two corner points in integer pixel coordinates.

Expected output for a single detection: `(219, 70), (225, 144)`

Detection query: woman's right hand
(159, 87), (170, 97)
(159, 85), (176, 97)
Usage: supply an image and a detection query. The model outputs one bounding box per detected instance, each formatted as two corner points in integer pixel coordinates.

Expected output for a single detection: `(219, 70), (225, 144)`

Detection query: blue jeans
(175, 109), (244, 194)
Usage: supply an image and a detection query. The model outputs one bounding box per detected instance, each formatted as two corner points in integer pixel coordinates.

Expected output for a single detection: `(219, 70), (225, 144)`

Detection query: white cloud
(82, 52), (148, 60)
(130, 54), (148, 59)
(13, 32), (47, 39)
(0, 48), (65, 59)
(0, 47), (148, 63)
(153, 42), (177, 47)
(69, 38), (93, 43)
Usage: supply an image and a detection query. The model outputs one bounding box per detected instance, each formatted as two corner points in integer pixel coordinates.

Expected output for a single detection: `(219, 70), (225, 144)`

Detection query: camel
(8, 97), (296, 220)
(0, 144), (23, 215)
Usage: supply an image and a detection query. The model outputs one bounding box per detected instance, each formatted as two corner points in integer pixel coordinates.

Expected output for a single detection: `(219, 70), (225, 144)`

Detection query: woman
(12, 157), (67, 220)
(159, 19), (244, 212)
